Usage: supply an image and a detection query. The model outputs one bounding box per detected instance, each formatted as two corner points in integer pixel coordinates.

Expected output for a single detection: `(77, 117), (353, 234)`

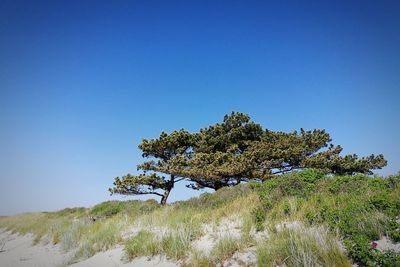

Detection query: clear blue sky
(0, 0), (399, 215)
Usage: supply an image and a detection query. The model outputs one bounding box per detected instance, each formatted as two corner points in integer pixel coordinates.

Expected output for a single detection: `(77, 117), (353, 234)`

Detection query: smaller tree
(109, 129), (194, 204)
(109, 173), (172, 204)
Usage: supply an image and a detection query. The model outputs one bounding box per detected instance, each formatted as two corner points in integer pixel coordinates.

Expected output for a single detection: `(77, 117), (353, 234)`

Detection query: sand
(2, 216), (399, 267)
(0, 230), (73, 267)
(0, 229), (178, 267)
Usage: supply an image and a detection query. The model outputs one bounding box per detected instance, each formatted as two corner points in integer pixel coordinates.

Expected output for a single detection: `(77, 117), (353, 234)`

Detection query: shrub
(89, 200), (159, 219)
(175, 184), (251, 210)
(295, 168), (326, 184)
(51, 207), (86, 218)
(388, 219), (400, 242)
(258, 169), (326, 208)
(344, 235), (376, 266)
(90, 201), (130, 218)
(344, 235), (400, 267)
(253, 207), (266, 231)
(255, 171), (400, 266)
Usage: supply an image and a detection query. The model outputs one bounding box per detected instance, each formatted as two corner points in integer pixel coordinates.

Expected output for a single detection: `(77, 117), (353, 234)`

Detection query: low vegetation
(256, 226), (351, 266)
(124, 230), (161, 259)
(254, 169), (400, 266)
(0, 200), (159, 263)
(1, 170), (399, 266)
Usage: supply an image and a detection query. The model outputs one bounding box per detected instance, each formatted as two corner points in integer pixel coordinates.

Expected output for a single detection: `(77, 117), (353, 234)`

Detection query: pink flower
(371, 241), (378, 247)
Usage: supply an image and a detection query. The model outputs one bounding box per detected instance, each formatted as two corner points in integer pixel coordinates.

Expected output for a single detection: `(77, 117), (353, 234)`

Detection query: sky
(0, 0), (399, 215)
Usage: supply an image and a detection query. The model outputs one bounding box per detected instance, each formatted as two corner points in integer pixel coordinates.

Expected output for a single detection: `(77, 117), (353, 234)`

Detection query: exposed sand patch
(275, 220), (303, 231)
(122, 222), (170, 240)
(249, 227), (269, 244)
(192, 216), (243, 255)
(69, 245), (178, 267)
(0, 230), (74, 267)
(189, 216), (258, 266)
(0, 229), (178, 267)
(225, 246), (257, 267)
(374, 236), (400, 252)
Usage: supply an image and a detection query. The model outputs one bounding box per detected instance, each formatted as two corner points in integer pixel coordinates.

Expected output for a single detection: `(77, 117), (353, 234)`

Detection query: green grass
(0, 200), (157, 262)
(254, 170), (400, 266)
(188, 250), (215, 267)
(211, 236), (242, 263)
(124, 230), (161, 260)
(121, 187), (259, 263)
(0, 183), (259, 263)
(1, 171), (399, 266)
(124, 222), (203, 261)
(90, 199), (159, 219)
(257, 226), (351, 267)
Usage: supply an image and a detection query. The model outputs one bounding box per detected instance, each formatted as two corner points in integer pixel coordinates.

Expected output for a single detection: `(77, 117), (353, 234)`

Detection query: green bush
(295, 168), (326, 183)
(253, 207), (266, 231)
(90, 200), (159, 218)
(255, 171), (400, 266)
(50, 207), (87, 218)
(175, 183), (251, 210)
(345, 235), (400, 267)
(258, 169), (326, 206)
(344, 235), (376, 266)
(388, 219), (400, 242)
(90, 201), (126, 217)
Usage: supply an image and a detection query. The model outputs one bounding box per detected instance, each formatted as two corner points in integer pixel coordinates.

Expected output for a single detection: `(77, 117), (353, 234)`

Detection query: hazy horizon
(1, 0), (399, 215)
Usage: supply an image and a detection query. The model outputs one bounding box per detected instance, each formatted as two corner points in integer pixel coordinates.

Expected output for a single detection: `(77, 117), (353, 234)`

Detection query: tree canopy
(110, 112), (387, 204)
(109, 129), (194, 204)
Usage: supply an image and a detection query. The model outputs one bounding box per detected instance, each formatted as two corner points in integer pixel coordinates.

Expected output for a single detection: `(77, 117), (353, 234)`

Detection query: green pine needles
(110, 112), (386, 204)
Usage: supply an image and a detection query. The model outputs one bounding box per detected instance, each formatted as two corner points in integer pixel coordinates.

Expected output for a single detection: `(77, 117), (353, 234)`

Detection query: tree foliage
(109, 129), (195, 204)
(110, 112), (387, 204)
(178, 112), (264, 190)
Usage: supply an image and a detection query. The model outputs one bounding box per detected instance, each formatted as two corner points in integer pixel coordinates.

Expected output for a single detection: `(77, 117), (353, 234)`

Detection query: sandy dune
(69, 246), (178, 267)
(0, 230), (178, 267)
(0, 230), (72, 267)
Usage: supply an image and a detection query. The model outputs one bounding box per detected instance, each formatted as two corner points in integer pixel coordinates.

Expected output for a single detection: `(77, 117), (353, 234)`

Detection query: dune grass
(188, 250), (215, 267)
(0, 183), (259, 264)
(124, 230), (161, 260)
(211, 236), (242, 263)
(1, 171), (399, 266)
(256, 226), (351, 267)
(123, 185), (259, 262)
(0, 200), (158, 261)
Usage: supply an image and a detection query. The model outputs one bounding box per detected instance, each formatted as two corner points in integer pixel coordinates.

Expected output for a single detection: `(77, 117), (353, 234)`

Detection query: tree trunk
(160, 175), (175, 205)
(160, 190), (170, 205)
(214, 182), (224, 190)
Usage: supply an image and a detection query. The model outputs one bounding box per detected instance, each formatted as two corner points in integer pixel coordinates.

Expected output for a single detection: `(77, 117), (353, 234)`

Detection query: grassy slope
(1, 171), (399, 266)
(254, 170), (400, 266)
